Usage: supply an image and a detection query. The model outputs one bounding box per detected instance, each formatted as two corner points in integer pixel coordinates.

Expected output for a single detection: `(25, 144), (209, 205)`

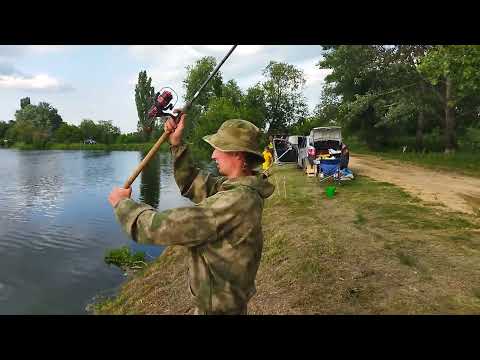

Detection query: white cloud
(0, 73), (72, 91)
(292, 56), (331, 87)
(0, 45), (69, 59)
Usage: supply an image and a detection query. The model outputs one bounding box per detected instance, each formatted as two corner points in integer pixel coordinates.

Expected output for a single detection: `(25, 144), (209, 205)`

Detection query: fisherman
(108, 112), (274, 315)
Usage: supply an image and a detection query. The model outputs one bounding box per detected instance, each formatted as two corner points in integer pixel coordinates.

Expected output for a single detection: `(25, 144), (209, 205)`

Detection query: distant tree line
(0, 97), (149, 148)
(4, 46), (478, 154)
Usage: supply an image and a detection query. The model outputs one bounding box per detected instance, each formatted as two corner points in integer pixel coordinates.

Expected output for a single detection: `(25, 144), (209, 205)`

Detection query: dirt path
(349, 154), (480, 215)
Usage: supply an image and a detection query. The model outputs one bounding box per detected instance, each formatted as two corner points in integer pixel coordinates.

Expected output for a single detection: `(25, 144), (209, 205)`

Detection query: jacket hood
(220, 173), (275, 199)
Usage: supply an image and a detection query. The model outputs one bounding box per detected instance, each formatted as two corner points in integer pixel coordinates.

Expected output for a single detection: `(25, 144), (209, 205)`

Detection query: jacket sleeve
(114, 198), (218, 248)
(171, 143), (226, 204)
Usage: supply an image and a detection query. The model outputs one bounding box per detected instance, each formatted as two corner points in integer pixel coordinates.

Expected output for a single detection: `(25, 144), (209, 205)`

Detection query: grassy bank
(93, 164), (480, 314)
(347, 140), (480, 178)
(11, 142), (170, 152)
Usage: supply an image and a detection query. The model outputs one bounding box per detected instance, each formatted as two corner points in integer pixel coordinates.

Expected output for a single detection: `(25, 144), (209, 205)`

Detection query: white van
(297, 127), (343, 174)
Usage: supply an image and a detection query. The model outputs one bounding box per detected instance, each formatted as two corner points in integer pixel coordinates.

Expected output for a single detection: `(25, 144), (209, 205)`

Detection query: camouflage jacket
(114, 144), (275, 314)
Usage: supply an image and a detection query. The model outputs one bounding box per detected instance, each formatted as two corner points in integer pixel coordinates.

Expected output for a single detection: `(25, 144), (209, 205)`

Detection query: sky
(0, 45), (331, 133)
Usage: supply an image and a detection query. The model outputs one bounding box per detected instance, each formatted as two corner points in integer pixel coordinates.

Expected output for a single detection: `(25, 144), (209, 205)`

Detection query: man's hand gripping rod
(123, 45), (237, 189)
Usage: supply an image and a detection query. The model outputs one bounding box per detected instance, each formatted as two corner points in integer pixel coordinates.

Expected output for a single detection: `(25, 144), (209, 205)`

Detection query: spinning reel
(144, 87), (179, 133)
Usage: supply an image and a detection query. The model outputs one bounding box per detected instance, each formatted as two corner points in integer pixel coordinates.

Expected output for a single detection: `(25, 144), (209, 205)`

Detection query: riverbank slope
(94, 164), (480, 314)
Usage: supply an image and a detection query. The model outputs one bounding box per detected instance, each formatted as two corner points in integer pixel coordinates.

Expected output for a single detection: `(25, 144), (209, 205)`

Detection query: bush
(104, 246), (147, 271)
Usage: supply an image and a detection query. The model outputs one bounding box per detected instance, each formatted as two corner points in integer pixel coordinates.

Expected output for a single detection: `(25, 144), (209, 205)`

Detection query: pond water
(0, 148), (195, 314)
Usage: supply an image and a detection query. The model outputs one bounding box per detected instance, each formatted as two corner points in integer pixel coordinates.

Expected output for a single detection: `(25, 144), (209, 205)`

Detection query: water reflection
(0, 149), (193, 314)
(139, 150), (161, 209)
(82, 151), (112, 159)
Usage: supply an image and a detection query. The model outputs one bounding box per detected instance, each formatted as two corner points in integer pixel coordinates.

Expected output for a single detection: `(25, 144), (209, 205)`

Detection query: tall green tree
(222, 79), (243, 108)
(239, 84), (267, 130)
(317, 45), (440, 149)
(0, 121), (12, 139)
(54, 123), (83, 143)
(317, 46), (387, 147)
(20, 97), (30, 109)
(12, 101), (63, 146)
(183, 56), (223, 110)
(261, 61), (308, 134)
(418, 45), (480, 152)
(135, 70), (156, 140)
(182, 56), (224, 140)
(15, 101), (63, 134)
(79, 119), (99, 140)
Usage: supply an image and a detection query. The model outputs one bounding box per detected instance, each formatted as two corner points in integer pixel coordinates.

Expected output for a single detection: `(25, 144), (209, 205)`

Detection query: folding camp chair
(318, 158), (341, 184)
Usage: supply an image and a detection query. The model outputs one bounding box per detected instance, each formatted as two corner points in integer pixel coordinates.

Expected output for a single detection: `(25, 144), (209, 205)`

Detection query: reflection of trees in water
(16, 152), (64, 211)
(139, 150), (161, 209)
(82, 151), (111, 159)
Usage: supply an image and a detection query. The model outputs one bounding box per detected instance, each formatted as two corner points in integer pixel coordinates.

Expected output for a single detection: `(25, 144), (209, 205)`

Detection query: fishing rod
(123, 45), (238, 189)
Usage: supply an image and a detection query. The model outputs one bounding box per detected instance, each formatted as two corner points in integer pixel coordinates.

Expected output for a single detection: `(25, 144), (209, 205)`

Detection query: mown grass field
(94, 164), (480, 315)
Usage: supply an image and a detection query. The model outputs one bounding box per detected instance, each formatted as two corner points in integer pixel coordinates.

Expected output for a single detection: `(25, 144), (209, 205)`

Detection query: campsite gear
(318, 158), (342, 184)
(305, 162), (317, 177)
(297, 127), (347, 176)
(123, 45), (238, 189)
(339, 168), (354, 181)
(325, 186), (336, 198)
(320, 158), (341, 176)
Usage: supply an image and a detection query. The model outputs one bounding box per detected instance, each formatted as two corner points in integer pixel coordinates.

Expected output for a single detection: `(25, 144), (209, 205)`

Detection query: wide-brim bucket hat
(203, 119), (264, 163)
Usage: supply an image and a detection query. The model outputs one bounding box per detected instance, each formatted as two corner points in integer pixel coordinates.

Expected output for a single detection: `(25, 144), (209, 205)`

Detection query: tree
(20, 97), (30, 109)
(0, 121), (11, 139)
(97, 120), (121, 144)
(182, 56), (224, 140)
(79, 119), (99, 140)
(183, 56), (223, 110)
(261, 61), (308, 134)
(14, 101), (63, 136)
(191, 97), (241, 157)
(135, 70), (156, 140)
(239, 84), (268, 131)
(418, 45), (480, 152)
(316, 45), (444, 149)
(54, 123), (83, 143)
(222, 79), (243, 109)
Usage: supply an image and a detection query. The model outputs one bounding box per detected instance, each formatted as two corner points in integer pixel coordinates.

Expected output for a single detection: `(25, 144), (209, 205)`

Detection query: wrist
(114, 197), (130, 208)
(170, 140), (183, 148)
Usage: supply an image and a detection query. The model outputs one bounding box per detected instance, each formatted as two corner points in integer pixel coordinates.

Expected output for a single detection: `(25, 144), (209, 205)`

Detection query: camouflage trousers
(194, 305), (248, 315)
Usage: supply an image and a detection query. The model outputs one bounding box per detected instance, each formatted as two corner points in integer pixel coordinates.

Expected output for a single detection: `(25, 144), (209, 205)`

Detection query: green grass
(473, 288), (480, 300)
(104, 246), (147, 271)
(396, 251), (418, 267)
(354, 212), (367, 225)
(96, 163), (480, 315)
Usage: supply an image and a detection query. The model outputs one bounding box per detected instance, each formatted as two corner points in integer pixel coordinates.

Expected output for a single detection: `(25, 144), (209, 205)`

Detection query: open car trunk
(310, 127), (342, 157)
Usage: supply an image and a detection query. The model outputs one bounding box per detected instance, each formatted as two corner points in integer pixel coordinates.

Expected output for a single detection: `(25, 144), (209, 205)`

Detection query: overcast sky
(0, 45), (331, 133)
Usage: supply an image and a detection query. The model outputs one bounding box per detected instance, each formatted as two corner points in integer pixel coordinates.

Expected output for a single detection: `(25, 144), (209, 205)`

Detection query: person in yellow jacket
(262, 146), (273, 171)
